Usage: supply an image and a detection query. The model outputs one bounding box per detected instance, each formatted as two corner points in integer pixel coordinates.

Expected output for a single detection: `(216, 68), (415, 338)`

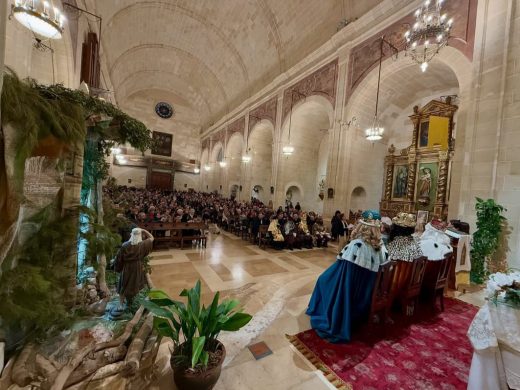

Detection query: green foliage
(470, 198), (507, 284)
(0, 203), (77, 342)
(82, 138), (110, 196)
(142, 281), (252, 370)
(1, 69), (154, 186)
(1, 69), (86, 185)
(29, 79), (154, 153)
(78, 206), (122, 271)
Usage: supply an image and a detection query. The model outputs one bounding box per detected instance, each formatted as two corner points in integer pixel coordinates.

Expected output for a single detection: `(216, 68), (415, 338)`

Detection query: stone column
(454, 0), (520, 267)
(272, 92), (284, 208)
(323, 49), (349, 217)
(242, 112), (251, 201)
(327, 47), (351, 216)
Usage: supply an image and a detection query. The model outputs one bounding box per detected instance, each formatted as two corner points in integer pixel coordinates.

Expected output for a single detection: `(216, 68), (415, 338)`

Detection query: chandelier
(194, 167), (200, 174)
(219, 160), (227, 168)
(12, 0), (65, 40)
(204, 164), (211, 171)
(241, 154), (251, 163)
(404, 0), (453, 72)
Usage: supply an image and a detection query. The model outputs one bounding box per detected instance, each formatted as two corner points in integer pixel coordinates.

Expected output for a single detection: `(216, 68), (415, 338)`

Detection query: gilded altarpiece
(380, 99), (458, 220)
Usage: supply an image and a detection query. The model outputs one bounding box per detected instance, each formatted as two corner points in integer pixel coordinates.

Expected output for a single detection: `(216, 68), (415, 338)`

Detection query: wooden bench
(175, 222), (208, 249)
(138, 222), (208, 249)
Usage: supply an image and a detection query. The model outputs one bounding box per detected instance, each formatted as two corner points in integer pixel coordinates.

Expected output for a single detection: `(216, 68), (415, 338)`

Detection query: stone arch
(277, 95), (333, 212)
(210, 142), (224, 162)
(285, 184), (303, 206)
(350, 186), (367, 213)
(208, 142), (225, 192)
(199, 148), (210, 191)
(247, 119), (274, 204)
(251, 184), (265, 202)
(225, 133), (244, 197)
(229, 184), (240, 199)
(342, 47), (471, 213)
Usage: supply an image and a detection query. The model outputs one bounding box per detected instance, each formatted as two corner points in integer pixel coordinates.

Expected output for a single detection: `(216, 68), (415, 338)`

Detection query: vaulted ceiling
(94, 0), (383, 132)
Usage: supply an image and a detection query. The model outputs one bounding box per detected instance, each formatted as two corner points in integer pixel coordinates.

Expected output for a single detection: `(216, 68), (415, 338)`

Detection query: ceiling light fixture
(204, 164), (211, 171)
(283, 90), (305, 156)
(404, 0), (452, 72)
(365, 36), (398, 142)
(11, 0), (65, 40)
(194, 167), (200, 174)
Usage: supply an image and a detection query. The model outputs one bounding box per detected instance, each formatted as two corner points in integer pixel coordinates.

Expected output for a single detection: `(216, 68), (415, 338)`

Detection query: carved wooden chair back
(370, 260), (397, 323)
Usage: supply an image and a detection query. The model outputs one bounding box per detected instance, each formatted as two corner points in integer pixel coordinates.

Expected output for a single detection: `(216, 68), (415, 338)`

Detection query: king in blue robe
(306, 211), (388, 343)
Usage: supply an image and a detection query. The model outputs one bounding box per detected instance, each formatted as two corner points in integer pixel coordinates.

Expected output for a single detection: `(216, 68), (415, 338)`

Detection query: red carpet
(287, 298), (478, 390)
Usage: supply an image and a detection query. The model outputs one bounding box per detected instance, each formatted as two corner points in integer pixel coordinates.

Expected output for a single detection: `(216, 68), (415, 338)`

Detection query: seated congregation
(104, 185), (332, 251)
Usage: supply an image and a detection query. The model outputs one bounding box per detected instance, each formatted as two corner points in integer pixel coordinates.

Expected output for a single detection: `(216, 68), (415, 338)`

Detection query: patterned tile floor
(150, 231), (485, 390)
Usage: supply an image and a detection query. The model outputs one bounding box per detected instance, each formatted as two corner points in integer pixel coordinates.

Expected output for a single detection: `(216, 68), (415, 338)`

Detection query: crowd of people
(107, 185), (460, 334)
(103, 186), (334, 250)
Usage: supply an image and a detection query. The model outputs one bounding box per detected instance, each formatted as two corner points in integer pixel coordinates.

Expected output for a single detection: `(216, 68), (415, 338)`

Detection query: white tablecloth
(467, 302), (520, 389)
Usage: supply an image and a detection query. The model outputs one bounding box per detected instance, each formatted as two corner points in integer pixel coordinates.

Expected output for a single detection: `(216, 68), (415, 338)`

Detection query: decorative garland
(2, 69), (154, 180)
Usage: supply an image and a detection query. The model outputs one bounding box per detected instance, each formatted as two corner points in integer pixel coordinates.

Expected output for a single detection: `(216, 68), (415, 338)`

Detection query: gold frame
(380, 99), (458, 219)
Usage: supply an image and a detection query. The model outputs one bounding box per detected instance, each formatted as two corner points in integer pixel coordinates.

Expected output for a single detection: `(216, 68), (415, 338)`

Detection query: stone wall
(196, 0), (519, 268)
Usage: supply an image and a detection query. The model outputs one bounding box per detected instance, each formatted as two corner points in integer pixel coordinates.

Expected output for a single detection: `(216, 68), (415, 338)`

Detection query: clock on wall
(155, 102), (174, 119)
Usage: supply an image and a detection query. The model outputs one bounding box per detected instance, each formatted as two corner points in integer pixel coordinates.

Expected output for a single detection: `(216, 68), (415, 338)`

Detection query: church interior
(1, 0), (520, 389)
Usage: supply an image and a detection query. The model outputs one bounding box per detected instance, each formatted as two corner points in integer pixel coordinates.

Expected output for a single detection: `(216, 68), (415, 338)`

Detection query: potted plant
(142, 280), (252, 390)
(470, 198), (507, 284)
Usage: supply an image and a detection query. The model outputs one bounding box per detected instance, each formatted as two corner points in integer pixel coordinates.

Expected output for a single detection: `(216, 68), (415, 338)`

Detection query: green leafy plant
(0, 202), (78, 343)
(142, 280), (252, 370)
(470, 198), (507, 284)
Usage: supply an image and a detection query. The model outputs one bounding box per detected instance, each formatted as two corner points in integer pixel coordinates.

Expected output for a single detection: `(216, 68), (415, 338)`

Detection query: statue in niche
(393, 166), (408, 199)
(418, 167), (432, 205)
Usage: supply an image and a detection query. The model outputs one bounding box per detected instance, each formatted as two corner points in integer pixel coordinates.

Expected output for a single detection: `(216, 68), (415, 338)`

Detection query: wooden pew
(137, 221), (208, 249)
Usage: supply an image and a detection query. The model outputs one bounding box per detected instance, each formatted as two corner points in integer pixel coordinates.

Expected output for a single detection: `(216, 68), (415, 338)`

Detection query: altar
(467, 301), (520, 389)
(380, 98), (457, 220)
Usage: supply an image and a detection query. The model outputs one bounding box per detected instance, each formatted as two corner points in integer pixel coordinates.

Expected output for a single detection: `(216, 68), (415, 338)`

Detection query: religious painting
(392, 164), (408, 200)
(415, 162), (439, 211)
(417, 210), (429, 225)
(418, 120), (429, 148)
(151, 131), (173, 157)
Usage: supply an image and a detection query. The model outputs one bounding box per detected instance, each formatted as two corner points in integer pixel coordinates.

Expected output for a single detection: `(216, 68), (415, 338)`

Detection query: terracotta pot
(171, 341), (226, 390)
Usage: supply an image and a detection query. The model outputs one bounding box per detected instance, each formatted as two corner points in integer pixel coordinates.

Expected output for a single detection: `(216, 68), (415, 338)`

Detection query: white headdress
(130, 228), (142, 245)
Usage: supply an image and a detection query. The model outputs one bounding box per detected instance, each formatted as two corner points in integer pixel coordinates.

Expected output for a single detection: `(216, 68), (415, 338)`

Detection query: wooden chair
(369, 260), (397, 324)
(434, 253), (453, 311)
(400, 257), (428, 316)
(258, 225), (270, 249)
(240, 222), (250, 240)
